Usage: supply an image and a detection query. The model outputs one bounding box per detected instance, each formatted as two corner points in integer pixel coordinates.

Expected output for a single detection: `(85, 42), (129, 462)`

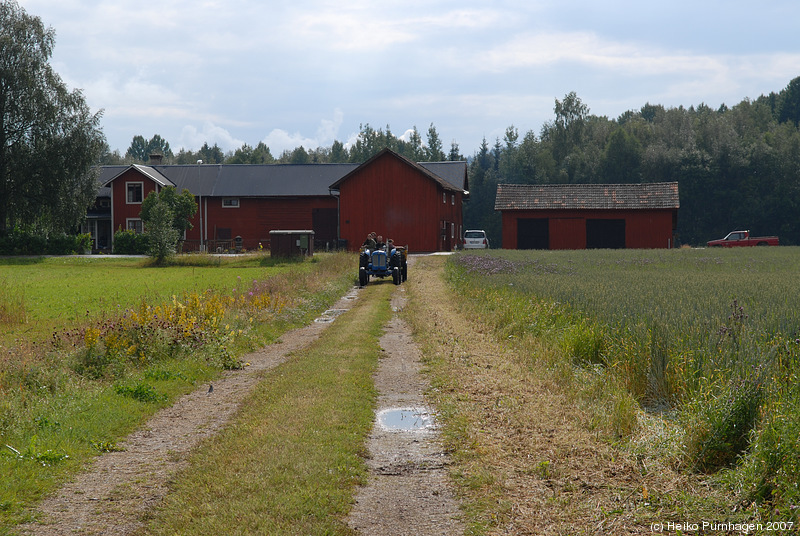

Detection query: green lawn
(0, 255), (300, 345)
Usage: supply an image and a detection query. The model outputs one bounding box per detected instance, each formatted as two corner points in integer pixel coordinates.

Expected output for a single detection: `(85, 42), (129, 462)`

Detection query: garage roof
(494, 182), (680, 211)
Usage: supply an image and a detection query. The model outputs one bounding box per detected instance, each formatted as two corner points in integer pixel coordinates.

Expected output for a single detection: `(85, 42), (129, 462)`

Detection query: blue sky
(18, 0), (800, 157)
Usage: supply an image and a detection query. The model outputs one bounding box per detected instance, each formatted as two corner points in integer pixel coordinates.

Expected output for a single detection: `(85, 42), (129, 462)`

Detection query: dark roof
(101, 165), (175, 188)
(420, 161), (469, 192)
(329, 148), (468, 192)
(99, 163), (359, 197)
(97, 156), (466, 198)
(494, 182), (680, 211)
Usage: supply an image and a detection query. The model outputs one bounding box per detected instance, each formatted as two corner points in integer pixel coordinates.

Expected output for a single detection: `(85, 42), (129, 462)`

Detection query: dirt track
(347, 285), (464, 535)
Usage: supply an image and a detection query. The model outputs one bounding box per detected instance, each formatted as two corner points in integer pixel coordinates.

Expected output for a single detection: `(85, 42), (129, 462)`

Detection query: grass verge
(139, 282), (394, 535)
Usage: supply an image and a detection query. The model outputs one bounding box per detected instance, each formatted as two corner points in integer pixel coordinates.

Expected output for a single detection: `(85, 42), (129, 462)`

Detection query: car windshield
(465, 231), (484, 238)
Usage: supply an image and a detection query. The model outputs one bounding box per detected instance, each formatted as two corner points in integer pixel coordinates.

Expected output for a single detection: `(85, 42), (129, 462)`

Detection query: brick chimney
(148, 153), (164, 165)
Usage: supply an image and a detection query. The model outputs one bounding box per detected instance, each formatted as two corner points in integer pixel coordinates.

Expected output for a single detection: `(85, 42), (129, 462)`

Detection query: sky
(17, 0), (800, 158)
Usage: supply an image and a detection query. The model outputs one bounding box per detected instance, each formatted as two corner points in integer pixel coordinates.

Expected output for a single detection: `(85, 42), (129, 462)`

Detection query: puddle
(377, 407), (435, 432)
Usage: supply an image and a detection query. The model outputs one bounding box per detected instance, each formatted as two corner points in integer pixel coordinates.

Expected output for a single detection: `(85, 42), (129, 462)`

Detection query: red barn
(94, 150), (467, 253)
(330, 149), (468, 252)
(495, 182), (679, 249)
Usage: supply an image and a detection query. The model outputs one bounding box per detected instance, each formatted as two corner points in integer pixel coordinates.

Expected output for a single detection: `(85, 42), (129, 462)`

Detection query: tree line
(107, 123), (464, 166)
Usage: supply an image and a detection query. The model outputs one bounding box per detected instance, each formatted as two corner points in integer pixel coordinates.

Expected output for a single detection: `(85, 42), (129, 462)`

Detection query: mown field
(447, 247), (800, 524)
(0, 253), (355, 529)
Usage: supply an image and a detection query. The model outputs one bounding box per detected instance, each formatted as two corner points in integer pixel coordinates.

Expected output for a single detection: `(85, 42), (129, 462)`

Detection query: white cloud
(179, 122), (245, 152)
(476, 30), (800, 82)
(315, 109), (345, 145)
(262, 129), (319, 155)
(261, 110), (347, 154)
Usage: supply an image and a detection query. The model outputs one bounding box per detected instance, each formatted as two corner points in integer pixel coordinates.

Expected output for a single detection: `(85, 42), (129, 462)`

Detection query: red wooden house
(330, 148), (468, 252)
(98, 163), (350, 252)
(495, 182), (679, 249)
(93, 149), (468, 253)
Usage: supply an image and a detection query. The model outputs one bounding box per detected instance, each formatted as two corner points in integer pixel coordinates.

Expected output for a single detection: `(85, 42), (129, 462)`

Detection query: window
(443, 192), (446, 204)
(451, 194), (455, 205)
(222, 197), (240, 208)
(127, 182), (143, 204)
(127, 218), (143, 234)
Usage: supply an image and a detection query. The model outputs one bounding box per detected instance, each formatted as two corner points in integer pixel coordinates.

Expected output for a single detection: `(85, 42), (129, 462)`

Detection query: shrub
(114, 382), (167, 403)
(113, 228), (149, 254)
(0, 230), (92, 255)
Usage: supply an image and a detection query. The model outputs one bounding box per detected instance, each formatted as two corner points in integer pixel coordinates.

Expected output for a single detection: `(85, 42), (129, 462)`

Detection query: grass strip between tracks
(140, 281), (394, 535)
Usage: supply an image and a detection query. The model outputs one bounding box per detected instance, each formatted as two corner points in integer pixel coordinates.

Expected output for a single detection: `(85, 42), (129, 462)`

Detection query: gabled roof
(494, 182), (680, 211)
(328, 148), (468, 193)
(101, 164), (175, 188)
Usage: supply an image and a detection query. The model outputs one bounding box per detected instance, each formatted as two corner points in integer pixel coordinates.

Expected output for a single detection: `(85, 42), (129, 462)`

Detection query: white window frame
(127, 218), (143, 234)
(126, 182), (143, 204)
(451, 193), (455, 205)
(222, 197), (240, 208)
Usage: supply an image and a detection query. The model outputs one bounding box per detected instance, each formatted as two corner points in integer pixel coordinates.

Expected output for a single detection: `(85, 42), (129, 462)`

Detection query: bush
(113, 229), (149, 254)
(0, 230), (92, 255)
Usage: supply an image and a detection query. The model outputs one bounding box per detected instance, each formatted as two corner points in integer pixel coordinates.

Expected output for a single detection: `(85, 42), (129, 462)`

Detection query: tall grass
(0, 279), (26, 325)
(447, 248), (800, 522)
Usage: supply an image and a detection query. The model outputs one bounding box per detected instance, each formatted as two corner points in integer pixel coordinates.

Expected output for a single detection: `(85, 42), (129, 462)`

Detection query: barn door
(586, 219), (626, 248)
(517, 218), (549, 249)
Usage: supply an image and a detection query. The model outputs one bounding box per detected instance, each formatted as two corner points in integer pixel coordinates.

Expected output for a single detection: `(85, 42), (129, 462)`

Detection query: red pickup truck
(707, 230), (779, 247)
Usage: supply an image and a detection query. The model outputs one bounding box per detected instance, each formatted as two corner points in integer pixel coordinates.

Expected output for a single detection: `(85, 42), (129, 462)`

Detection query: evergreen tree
(425, 123), (446, 162)
(448, 141), (463, 161)
(329, 140), (349, 162)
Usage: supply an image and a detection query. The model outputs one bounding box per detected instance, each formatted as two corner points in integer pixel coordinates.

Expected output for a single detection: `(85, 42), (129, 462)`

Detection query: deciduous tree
(139, 186), (197, 236)
(0, 0), (105, 233)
